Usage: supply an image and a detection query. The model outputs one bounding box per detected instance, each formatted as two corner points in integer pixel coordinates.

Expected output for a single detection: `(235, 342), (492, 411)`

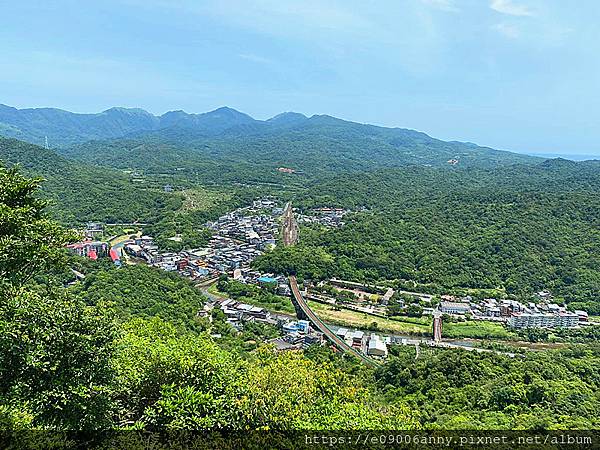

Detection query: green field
(444, 320), (517, 340)
(307, 301), (431, 335)
(179, 187), (230, 212)
(240, 294), (296, 315)
(306, 301), (517, 340)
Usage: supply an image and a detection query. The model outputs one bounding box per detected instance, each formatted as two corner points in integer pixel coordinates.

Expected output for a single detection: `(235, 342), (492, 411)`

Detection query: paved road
(281, 203), (380, 367)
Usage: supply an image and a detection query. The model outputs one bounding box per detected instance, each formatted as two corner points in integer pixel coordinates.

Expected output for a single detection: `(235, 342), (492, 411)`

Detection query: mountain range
(0, 104), (325, 147)
(0, 104), (254, 146)
(0, 103), (540, 173)
(1, 105), (599, 227)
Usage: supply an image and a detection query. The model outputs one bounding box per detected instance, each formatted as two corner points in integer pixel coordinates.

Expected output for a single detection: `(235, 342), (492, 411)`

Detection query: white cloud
(420, 0), (459, 12)
(492, 22), (520, 38)
(490, 0), (533, 17)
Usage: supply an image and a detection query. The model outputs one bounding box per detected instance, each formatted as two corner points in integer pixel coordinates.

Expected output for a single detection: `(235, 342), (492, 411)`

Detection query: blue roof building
(258, 276), (277, 284)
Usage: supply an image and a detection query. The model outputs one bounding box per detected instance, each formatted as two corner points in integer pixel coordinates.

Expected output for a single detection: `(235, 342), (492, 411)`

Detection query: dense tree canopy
(376, 345), (600, 429)
(0, 164), (420, 432)
(0, 163), (116, 430)
(0, 164), (72, 293)
(256, 161), (600, 306)
(2, 127), (600, 434)
(72, 264), (209, 332)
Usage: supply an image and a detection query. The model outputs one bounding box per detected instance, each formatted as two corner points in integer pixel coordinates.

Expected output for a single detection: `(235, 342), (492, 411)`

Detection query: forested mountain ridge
(0, 104), (257, 147)
(1, 103), (539, 173)
(124, 113), (538, 172)
(0, 136), (179, 225)
(0, 104), (159, 147)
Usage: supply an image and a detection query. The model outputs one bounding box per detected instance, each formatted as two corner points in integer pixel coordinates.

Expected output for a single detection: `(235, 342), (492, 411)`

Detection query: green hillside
(64, 115), (539, 176)
(0, 137), (179, 225)
(255, 161), (600, 305)
(3, 161), (600, 434)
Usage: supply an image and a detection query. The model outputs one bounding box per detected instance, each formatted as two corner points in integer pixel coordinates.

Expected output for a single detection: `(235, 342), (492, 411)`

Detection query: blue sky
(1, 0), (599, 156)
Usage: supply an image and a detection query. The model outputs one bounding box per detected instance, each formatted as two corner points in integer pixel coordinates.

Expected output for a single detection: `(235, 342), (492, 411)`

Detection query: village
(66, 199), (397, 358)
(66, 198), (595, 362)
(306, 278), (589, 329)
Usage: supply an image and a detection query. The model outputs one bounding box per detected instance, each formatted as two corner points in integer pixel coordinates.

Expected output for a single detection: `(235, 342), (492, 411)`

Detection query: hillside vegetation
(2, 164), (600, 433)
(255, 161), (600, 305)
(0, 165), (417, 430)
(0, 137), (180, 225)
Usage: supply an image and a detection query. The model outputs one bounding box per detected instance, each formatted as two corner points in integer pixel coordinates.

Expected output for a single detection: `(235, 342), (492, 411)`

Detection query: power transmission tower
(44, 136), (49, 150)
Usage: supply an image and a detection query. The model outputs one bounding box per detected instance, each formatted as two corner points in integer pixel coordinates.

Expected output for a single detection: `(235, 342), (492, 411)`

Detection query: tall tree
(0, 164), (72, 295)
(0, 163), (117, 429)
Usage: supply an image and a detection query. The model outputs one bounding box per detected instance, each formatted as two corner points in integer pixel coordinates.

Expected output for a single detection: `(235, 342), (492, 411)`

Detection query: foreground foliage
(3, 153), (600, 432)
(0, 164), (417, 430)
(377, 345), (600, 429)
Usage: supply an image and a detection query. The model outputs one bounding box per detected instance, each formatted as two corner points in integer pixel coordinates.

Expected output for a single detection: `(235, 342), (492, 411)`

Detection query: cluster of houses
(119, 199), (281, 281)
(201, 236), (263, 273)
(297, 207), (349, 228)
(66, 240), (108, 260)
(199, 296), (324, 350)
(207, 202), (279, 248)
(204, 298), (274, 327)
(271, 322), (390, 359)
(271, 320), (324, 350)
(438, 292), (588, 329)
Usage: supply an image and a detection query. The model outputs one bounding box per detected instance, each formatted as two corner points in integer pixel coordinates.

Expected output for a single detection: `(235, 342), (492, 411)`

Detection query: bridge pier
(290, 292), (309, 320)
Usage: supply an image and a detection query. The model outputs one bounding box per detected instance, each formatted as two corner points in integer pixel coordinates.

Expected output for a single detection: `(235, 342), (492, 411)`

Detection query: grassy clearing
(207, 283), (228, 299)
(307, 301), (430, 335)
(444, 321), (517, 340)
(242, 295), (296, 315)
(179, 187), (230, 212)
(234, 294), (296, 315)
(209, 285), (296, 315)
(307, 301), (517, 340)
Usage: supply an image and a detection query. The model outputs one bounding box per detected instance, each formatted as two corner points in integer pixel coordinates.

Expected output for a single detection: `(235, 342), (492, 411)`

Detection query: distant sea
(523, 152), (600, 161)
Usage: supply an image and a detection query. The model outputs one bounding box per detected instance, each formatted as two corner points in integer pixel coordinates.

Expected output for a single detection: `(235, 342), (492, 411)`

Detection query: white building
(367, 334), (388, 357)
(335, 327), (349, 339)
(440, 301), (470, 315)
(508, 312), (579, 329)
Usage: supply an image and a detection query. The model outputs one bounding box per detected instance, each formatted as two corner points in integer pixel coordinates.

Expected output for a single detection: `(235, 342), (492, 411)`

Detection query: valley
(2, 104), (600, 432)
